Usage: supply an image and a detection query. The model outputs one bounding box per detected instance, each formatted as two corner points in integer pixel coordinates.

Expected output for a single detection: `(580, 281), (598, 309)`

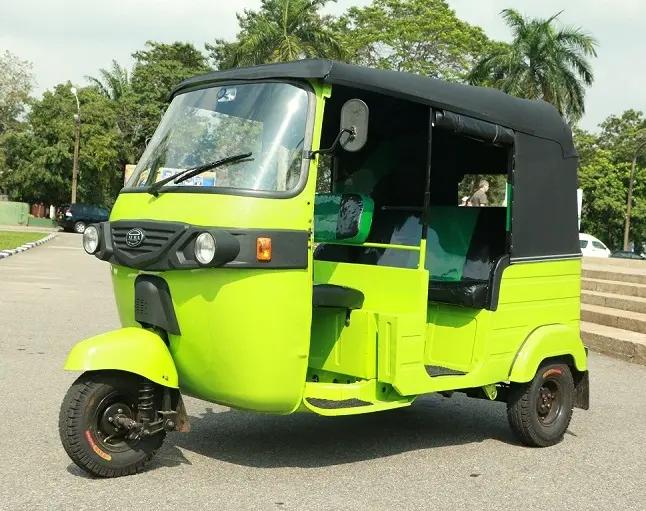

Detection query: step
(582, 266), (646, 286)
(581, 278), (646, 299)
(581, 303), (646, 334)
(581, 290), (646, 315)
(301, 381), (412, 416)
(581, 321), (646, 364)
(583, 256), (646, 270)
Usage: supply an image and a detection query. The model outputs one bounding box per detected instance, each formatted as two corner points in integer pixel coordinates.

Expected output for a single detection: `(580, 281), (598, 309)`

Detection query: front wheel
(507, 362), (574, 447)
(59, 371), (166, 478)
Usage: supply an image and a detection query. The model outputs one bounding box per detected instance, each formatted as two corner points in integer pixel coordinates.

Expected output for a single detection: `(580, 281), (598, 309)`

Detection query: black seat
(313, 284), (364, 310)
(427, 279), (489, 309)
(427, 207), (507, 309)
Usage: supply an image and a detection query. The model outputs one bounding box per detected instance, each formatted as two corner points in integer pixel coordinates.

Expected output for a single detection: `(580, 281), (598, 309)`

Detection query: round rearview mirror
(340, 99), (369, 152)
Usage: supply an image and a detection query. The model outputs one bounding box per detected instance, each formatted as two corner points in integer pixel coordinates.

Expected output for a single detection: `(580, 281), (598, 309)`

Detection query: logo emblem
(125, 228), (145, 248)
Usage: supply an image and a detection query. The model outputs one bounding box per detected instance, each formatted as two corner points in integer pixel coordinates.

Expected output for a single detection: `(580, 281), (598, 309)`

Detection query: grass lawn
(0, 231), (45, 251)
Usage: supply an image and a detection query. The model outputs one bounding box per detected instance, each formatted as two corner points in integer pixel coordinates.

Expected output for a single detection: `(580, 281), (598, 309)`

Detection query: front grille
(111, 225), (177, 254)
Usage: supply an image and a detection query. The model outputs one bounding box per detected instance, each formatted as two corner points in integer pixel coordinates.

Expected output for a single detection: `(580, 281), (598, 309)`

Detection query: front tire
(59, 371), (165, 478)
(74, 221), (86, 234)
(507, 362), (574, 447)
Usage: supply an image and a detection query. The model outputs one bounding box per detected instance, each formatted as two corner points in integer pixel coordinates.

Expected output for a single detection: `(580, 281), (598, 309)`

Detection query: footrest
(301, 380), (413, 416)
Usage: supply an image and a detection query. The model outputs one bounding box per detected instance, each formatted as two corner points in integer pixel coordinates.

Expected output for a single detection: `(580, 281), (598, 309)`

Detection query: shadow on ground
(162, 394), (516, 469)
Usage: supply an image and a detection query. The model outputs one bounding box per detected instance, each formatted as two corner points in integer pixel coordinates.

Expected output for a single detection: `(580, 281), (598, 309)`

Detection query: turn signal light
(257, 237), (272, 261)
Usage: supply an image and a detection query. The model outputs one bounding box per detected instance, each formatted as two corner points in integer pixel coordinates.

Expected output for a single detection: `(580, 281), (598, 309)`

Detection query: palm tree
(85, 60), (130, 102)
(467, 9), (598, 123)
(216, 0), (347, 69)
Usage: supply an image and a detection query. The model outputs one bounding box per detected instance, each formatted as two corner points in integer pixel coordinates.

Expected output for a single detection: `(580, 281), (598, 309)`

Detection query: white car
(579, 233), (611, 258)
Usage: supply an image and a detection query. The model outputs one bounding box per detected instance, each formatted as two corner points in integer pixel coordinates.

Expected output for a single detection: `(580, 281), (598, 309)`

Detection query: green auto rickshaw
(59, 59), (589, 478)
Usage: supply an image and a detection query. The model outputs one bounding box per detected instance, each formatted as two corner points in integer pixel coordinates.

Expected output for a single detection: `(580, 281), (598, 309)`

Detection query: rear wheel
(73, 221), (86, 234)
(507, 362), (574, 447)
(59, 371), (165, 478)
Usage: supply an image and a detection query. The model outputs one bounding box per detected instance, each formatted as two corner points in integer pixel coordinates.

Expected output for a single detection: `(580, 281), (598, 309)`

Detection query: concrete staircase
(581, 257), (646, 365)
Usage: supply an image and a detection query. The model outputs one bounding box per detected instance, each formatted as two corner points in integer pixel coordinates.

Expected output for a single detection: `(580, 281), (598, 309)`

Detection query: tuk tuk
(59, 59), (589, 478)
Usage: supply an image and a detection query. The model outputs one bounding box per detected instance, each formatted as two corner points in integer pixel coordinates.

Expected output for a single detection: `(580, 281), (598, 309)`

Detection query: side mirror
(314, 193), (374, 244)
(306, 98), (369, 159)
(339, 99), (369, 152)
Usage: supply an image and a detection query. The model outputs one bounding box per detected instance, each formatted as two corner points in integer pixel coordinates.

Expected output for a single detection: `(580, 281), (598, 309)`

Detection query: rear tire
(74, 221), (86, 234)
(59, 371), (165, 478)
(507, 362), (574, 447)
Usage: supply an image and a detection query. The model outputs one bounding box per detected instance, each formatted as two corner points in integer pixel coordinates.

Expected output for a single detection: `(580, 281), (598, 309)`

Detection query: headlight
(83, 225), (99, 254)
(195, 232), (216, 264)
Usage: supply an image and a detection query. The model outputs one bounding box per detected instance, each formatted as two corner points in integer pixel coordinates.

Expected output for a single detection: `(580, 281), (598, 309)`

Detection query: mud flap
(573, 370), (589, 410)
(175, 393), (191, 432)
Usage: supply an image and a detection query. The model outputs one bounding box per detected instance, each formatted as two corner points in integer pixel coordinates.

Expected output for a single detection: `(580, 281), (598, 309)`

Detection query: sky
(1, 0), (644, 131)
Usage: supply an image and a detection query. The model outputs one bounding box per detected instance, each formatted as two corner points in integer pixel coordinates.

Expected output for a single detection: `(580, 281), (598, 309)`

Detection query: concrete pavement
(1, 233), (645, 511)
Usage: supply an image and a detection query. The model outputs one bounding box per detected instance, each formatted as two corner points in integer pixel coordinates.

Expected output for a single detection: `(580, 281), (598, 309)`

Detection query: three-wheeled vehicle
(59, 59), (589, 477)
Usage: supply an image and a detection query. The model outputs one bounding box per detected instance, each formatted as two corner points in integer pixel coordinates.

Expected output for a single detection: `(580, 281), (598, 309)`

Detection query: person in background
(470, 180), (489, 207)
(459, 196), (471, 206)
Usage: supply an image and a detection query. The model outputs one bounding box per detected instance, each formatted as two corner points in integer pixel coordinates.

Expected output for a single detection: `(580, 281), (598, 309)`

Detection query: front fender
(64, 327), (178, 388)
(508, 324), (587, 383)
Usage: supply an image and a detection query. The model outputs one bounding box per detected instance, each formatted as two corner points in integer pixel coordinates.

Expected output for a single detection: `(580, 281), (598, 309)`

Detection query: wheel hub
(100, 403), (133, 438)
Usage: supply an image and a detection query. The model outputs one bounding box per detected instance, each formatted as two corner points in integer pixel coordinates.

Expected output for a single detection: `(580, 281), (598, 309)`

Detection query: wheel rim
(92, 391), (139, 453)
(75, 223), (85, 233)
(536, 379), (563, 426)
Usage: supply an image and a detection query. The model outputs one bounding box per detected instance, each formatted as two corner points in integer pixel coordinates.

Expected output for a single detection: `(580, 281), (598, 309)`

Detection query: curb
(0, 233), (58, 260)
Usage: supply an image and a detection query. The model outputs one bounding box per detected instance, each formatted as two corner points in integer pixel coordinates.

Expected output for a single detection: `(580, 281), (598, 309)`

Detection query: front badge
(126, 228), (145, 248)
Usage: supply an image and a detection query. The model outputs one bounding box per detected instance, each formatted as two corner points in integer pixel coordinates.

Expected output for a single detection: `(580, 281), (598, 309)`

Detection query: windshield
(126, 83), (310, 193)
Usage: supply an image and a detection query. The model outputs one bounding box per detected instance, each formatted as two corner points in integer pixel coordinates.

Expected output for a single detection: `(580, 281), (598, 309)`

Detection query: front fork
(110, 382), (191, 441)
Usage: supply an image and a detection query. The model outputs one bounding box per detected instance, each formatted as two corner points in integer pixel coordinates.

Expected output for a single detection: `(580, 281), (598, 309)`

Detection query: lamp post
(623, 136), (646, 251)
(70, 87), (81, 204)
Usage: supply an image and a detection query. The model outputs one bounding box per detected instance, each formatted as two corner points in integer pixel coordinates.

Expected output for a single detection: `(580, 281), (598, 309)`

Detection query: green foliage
(0, 50), (35, 134)
(575, 112), (646, 250)
(207, 0), (347, 69)
(1, 84), (121, 207)
(468, 9), (598, 123)
(336, 0), (500, 82)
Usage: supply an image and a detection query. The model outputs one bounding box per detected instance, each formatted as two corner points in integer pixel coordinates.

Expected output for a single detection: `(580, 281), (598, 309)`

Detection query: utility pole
(623, 137), (646, 251)
(70, 87), (81, 204)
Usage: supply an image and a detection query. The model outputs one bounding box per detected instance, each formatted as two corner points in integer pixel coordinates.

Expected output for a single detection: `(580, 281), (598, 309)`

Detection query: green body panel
(313, 193), (374, 244)
(508, 324), (587, 382)
(309, 308), (378, 380)
(97, 80), (331, 414)
(63, 327), (179, 388)
(309, 257), (585, 407)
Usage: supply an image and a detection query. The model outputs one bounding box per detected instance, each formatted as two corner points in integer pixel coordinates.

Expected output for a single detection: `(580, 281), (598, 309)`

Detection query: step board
(302, 381), (413, 416)
(581, 290), (646, 315)
(581, 303), (646, 335)
(425, 365), (467, 377)
(581, 321), (646, 364)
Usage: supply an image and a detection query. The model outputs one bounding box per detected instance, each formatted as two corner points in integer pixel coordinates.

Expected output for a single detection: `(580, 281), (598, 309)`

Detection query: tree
(0, 50), (35, 134)
(468, 9), (598, 123)
(86, 59), (130, 102)
(125, 42), (212, 160)
(207, 0), (347, 69)
(336, 0), (501, 82)
(1, 84), (122, 207)
(574, 115), (646, 251)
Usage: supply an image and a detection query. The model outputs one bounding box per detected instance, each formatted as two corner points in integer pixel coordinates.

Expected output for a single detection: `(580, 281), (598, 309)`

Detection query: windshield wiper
(148, 152), (253, 196)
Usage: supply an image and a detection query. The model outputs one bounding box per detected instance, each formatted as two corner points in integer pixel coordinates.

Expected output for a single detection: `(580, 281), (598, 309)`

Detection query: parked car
(56, 204), (110, 233)
(579, 233), (611, 258)
(611, 250), (646, 260)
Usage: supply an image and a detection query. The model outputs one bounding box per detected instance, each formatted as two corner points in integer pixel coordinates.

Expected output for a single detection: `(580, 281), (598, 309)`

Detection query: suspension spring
(138, 382), (155, 423)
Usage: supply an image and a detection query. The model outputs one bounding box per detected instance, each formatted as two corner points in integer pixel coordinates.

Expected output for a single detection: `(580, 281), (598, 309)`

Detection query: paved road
(1, 233), (645, 511)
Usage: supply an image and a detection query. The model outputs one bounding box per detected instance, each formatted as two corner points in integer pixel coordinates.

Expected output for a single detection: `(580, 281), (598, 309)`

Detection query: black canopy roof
(172, 59), (575, 158)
